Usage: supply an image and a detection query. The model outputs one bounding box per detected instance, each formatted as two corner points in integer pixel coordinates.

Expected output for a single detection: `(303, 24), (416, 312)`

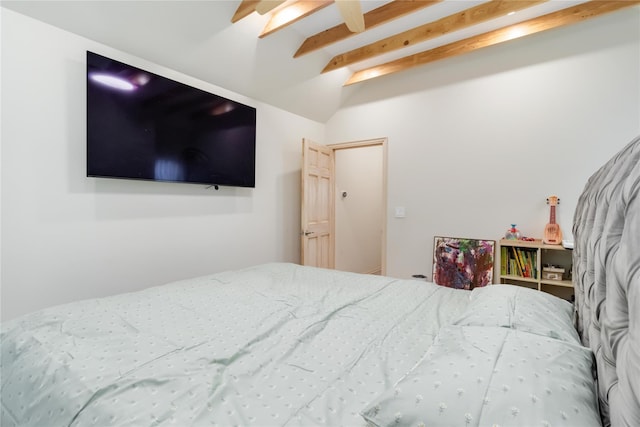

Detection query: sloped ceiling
(2, 0), (637, 122)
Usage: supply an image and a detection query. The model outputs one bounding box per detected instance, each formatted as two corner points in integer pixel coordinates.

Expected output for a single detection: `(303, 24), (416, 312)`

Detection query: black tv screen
(86, 51), (256, 188)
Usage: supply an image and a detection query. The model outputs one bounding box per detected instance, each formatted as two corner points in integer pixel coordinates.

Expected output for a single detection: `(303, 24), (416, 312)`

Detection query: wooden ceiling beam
(260, 1), (333, 38)
(294, 0), (442, 58)
(345, 1), (640, 86)
(335, 0), (365, 33)
(231, 0), (260, 23)
(255, 0), (287, 15)
(324, 0), (548, 73)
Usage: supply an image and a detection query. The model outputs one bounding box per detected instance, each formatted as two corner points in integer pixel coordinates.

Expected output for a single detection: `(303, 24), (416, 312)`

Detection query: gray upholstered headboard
(573, 135), (640, 427)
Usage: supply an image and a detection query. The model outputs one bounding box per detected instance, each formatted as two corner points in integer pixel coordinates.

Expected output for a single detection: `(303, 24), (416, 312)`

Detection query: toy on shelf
(543, 196), (563, 245)
(505, 224), (521, 240)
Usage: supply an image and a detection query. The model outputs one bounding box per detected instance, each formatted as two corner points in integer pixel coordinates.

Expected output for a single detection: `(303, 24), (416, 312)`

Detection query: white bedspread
(2, 263), (603, 426)
(1, 263), (472, 426)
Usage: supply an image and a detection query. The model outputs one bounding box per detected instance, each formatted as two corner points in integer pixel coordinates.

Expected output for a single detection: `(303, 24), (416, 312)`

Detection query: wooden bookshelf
(498, 239), (573, 301)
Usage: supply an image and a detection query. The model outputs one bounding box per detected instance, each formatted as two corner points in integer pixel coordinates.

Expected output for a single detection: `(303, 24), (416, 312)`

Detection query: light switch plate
(394, 207), (406, 218)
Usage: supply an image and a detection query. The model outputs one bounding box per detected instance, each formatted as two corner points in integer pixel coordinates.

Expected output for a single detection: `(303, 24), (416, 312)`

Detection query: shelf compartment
(540, 283), (574, 302)
(540, 279), (573, 288)
(500, 275), (539, 284)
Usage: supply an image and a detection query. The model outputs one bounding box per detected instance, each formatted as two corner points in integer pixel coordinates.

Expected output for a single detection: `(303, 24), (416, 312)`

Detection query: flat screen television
(86, 51), (256, 188)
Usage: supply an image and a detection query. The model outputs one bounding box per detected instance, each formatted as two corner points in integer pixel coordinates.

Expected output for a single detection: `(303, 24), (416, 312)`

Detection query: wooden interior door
(301, 138), (334, 268)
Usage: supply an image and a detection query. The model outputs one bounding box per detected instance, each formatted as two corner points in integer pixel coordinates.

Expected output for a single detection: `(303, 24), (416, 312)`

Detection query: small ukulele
(543, 196), (562, 245)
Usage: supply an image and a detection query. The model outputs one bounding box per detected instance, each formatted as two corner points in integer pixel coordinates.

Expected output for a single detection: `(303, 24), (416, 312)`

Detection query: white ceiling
(2, 0), (594, 122)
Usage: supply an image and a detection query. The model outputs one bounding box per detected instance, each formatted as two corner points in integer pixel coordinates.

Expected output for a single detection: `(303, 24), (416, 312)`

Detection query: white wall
(326, 9), (640, 280)
(1, 10), (324, 321)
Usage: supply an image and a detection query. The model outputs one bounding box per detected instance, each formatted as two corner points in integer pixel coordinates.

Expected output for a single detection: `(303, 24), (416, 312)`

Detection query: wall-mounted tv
(86, 51), (256, 188)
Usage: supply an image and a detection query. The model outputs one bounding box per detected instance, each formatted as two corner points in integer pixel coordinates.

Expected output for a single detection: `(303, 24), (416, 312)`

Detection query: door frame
(328, 137), (388, 276)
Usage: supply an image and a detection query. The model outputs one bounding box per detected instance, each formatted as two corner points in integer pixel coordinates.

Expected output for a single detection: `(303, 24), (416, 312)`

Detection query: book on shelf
(501, 247), (508, 275)
(510, 247), (525, 277)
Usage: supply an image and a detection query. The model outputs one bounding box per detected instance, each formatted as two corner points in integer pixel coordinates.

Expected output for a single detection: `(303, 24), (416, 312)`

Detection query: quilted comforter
(1, 263), (601, 426)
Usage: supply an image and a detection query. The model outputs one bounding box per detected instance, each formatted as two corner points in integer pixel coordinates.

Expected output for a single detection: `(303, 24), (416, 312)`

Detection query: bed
(1, 135), (638, 427)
